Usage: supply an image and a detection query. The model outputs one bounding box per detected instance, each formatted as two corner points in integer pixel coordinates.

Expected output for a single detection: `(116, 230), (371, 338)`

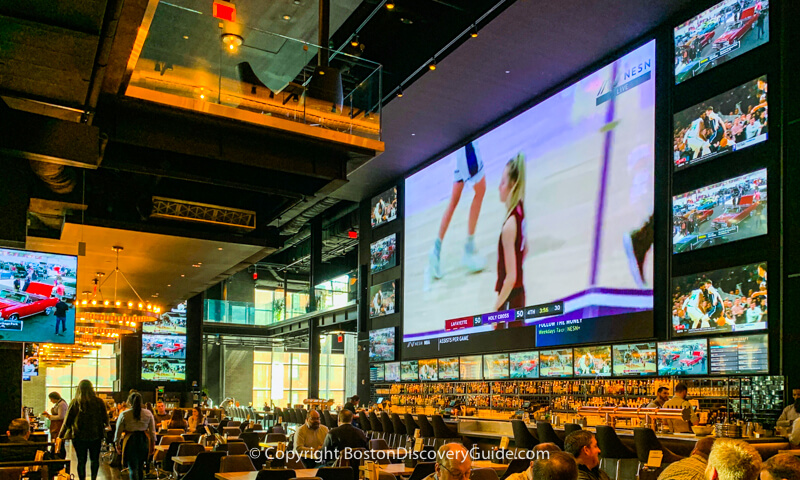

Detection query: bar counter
(406, 414), (791, 458)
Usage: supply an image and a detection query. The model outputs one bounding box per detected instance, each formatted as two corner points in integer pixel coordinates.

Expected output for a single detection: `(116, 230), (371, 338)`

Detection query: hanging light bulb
(351, 35), (360, 47)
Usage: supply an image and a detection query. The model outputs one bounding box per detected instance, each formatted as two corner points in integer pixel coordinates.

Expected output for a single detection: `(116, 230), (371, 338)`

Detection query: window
(45, 344), (117, 403)
(251, 350), (344, 409)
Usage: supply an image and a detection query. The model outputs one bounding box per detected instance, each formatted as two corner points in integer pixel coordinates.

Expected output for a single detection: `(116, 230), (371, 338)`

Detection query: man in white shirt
(745, 116), (763, 140)
(779, 389), (800, 424)
(663, 383), (699, 433)
(294, 410), (328, 467)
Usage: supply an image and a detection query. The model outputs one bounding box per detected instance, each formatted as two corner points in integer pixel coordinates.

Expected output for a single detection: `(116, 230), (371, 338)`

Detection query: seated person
(0, 419), (38, 462)
(167, 410), (187, 430)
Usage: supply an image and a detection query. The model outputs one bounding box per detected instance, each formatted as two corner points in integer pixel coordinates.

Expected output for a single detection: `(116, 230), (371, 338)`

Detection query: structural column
(308, 218), (323, 399)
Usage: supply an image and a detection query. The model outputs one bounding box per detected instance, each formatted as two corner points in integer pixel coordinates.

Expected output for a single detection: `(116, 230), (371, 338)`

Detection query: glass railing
(204, 297), (356, 326)
(127, 1), (382, 141)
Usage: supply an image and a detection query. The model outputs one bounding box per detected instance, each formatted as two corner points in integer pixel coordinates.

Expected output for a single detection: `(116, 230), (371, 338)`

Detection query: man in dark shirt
(0, 418), (37, 462)
(54, 298), (70, 336)
(565, 430), (610, 480)
(321, 410), (367, 465)
(343, 395), (359, 414)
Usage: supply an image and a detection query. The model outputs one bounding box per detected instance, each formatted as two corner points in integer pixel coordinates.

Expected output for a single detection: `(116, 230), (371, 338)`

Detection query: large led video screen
(509, 351), (539, 379)
(674, 76), (767, 170)
(371, 186), (398, 228)
(672, 263), (767, 336)
(0, 247), (77, 345)
(674, 0), (769, 85)
(673, 169), (766, 254)
(370, 234), (397, 274)
(540, 349), (574, 378)
(658, 339), (708, 376)
(369, 280), (396, 318)
(709, 334), (768, 375)
(612, 342), (657, 376)
(369, 327), (396, 362)
(403, 41), (656, 356)
(574, 345), (612, 377)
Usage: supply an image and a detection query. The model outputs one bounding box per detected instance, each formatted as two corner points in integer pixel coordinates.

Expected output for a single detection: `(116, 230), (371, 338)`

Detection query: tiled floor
(64, 443), (125, 480)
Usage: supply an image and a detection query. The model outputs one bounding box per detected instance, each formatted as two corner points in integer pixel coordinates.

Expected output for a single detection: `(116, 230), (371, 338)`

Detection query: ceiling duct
(29, 160), (77, 194)
(279, 196), (339, 235)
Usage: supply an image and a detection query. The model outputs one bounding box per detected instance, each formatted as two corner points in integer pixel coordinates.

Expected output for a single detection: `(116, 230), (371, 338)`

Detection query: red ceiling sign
(213, 1), (236, 22)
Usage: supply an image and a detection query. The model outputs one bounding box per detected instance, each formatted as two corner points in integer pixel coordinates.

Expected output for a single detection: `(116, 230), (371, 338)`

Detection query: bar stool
(369, 412), (384, 437)
(511, 420), (538, 449)
(564, 424), (582, 437)
(596, 426), (638, 480)
(633, 427), (684, 471)
(431, 415), (459, 439)
(380, 412), (396, 446)
(359, 411), (372, 433)
(536, 422), (563, 450)
(403, 414), (419, 438)
(415, 414), (435, 439)
(391, 413), (407, 438)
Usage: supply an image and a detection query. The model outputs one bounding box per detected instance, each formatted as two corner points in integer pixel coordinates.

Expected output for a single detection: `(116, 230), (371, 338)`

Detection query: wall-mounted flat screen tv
(673, 169), (767, 254)
(369, 327), (396, 362)
(709, 333), (768, 374)
(574, 345), (612, 377)
(371, 187), (398, 228)
(385, 362), (401, 382)
(403, 41), (656, 355)
(672, 263), (767, 336)
(369, 280), (397, 318)
(370, 234), (397, 274)
(438, 357), (460, 381)
(483, 354), (509, 379)
(539, 349), (574, 378)
(0, 247), (78, 345)
(675, 0), (769, 85)
(613, 342), (657, 376)
(400, 360), (419, 381)
(370, 364), (385, 382)
(658, 339), (708, 376)
(674, 76), (767, 170)
(23, 343), (38, 380)
(459, 355), (482, 380)
(419, 359), (438, 381)
(509, 351), (539, 379)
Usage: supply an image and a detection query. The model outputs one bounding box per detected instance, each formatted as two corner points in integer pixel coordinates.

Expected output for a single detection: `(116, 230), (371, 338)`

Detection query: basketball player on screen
(683, 283), (710, 330)
(704, 279), (726, 326)
(684, 113), (712, 159)
(425, 142), (488, 286)
(494, 154), (527, 320)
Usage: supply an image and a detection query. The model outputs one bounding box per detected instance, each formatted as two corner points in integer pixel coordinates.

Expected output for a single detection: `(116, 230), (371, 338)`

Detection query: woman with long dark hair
(59, 380), (109, 480)
(187, 407), (206, 434)
(167, 409), (188, 430)
(114, 392), (155, 480)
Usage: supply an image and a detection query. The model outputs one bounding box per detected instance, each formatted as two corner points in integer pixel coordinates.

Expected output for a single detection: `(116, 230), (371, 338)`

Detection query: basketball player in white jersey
(704, 279), (725, 323)
(683, 285), (710, 329)
(684, 114), (711, 159)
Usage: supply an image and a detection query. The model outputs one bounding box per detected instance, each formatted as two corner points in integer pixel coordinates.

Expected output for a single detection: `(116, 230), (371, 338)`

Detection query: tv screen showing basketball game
(400, 360), (419, 381)
(673, 169), (767, 254)
(419, 359), (438, 381)
(369, 327), (396, 362)
(483, 353), (509, 379)
(613, 342), (657, 376)
(385, 362), (401, 382)
(709, 334), (768, 375)
(675, 0), (769, 85)
(658, 339), (708, 376)
(540, 349), (574, 378)
(369, 280), (396, 318)
(509, 351), (539, 379)
(403, 41), (655, 357)
(438, 357), (460, 381)
(0, 247), (77, 345)
(574, 345), (612, 377)
(371, 187), (398, 228)
(459, 355), (483, 380)
(672, 263), (767, 336)
(674, 76), (767, 170)
(370, 234), (397, 274)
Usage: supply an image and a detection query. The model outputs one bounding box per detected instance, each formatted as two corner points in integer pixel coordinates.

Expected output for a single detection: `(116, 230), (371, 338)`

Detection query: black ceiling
(330, 0), (698, 201)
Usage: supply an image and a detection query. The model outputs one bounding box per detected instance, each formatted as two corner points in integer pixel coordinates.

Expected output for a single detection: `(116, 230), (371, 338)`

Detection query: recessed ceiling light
(218, 247), (223, 251)
(167, 284), (172, 287)
(282, 14), (291, 20)
(181, 274), (185, 277)
(505, 70), (510, 74)
(183, 35), (189, 40)
(386, 1), (395, 10)
(411, 133), (416, 136)
(192, 264), (201, 268)
(293, 0), (301, 3)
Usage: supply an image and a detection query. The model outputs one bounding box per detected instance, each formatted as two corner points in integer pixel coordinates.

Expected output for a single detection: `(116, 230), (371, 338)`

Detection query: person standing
(494, 153), (527, 316)
(59, 380), (110, 480)
(564, 430), (609, 480)
(663, 383), (699, 433)
(115, 392), (156, 480)
(54, 297), (70, 337)
(756, 10), (766, 40)
(42, 392), (68, 439)
(343, 396), (359, 414)
(647, 387), (671, 409)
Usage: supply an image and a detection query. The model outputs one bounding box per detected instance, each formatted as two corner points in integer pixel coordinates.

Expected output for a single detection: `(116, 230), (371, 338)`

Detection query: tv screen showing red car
(658, 339), (708, 376)
(674, 0), (769, 85)
(0, 247), (77, 345)
(673, 169), (767, 254)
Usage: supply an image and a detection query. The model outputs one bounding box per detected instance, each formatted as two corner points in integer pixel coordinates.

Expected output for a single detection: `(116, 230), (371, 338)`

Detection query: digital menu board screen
(574, 345), (612, 377)
(613, 342), (657, 376)
(540, 349), (574, 378)
(370, 364), (385, 382)
(709, 334), (768, 374)
(658, 339), (708, 376)
(510, 351), (539, 379)
(438, 357), (459, 381)
(460, 355), (482, 380)
(483, 354), (509, 379)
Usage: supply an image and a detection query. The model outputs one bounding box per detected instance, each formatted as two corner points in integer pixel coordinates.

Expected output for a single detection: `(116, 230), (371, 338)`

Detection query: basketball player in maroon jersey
(494, 153), (527, 328)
